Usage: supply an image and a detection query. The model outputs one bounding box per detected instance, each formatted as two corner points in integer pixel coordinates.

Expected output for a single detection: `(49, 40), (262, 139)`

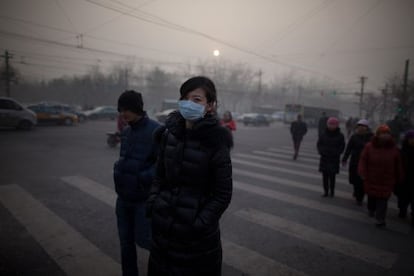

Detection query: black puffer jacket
(147, 111), (233, 276)
(290, 120), (307, 140)
(396, 138), (414, 197)
(317, 127), (345, 174)
(342, 131), (373, 184)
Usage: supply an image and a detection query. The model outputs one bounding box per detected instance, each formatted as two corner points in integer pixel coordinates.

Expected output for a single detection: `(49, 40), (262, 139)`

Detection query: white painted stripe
(61, 175), (116, 206)
(62, 176), (304, 275)
(0, 184), (121, 276)
(237, 152), (348, 177)
(235, 208), (398, 269)
(232, 158), (349, 185)
(233, 181), (406, 233)
(254, 150), (317, 164)
(222, 240), (307, 276)
(61, 175), (149, 273)
(232, 168), (398, 211)
(271, 148), (319, 159)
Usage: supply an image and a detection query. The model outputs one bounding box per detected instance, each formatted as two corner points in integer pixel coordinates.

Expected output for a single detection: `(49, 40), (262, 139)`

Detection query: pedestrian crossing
(1, 145), (412, 275)
(0, 184), (121, 276)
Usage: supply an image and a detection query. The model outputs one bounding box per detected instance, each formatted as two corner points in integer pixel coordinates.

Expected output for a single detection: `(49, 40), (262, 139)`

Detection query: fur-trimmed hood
(153, 110), (233, 149)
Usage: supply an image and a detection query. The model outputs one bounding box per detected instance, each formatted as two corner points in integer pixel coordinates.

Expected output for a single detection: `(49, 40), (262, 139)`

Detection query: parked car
(84, 106), (118, 120)
(51, 104), (87, 123)
(243, 113), (270, 126)
(271, 111), (285, 122)
(27, 103), (78, 126)
(0, 97), (37, 130)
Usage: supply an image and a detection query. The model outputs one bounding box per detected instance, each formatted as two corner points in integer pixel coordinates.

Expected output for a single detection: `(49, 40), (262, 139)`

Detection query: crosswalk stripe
(61, 175), (149, 273)
(232, 168), (398, 211)
(61, 175), (116, 206)
(233, 181), (407, 234)
(253, 150), (318, 164)
(271, 148), (319, 159)
(283, 146), (317, 153)
(233, 158), (349, 185)
(0, 184), (121, 276)
(222, 240), (308, 276)
(235, 208), (398, 269)
(236, 152), (348, 178)
(62, 175), (305, 275)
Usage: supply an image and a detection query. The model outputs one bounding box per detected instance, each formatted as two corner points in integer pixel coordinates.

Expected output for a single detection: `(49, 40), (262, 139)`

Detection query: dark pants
(353, 177), (365, 203)
(397, 193), (414, 217)
(323, 173), (336, 196)
(116, 197), (151, 276)
(292, 137), (302, 159)
(367, 196), (388, 223)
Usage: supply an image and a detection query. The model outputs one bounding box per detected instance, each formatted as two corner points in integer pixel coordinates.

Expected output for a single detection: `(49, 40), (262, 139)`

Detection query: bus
(284, 104), (340, 127)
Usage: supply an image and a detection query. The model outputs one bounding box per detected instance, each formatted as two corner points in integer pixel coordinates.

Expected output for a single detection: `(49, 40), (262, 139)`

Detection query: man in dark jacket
(290, 114), (308, 160)
(113, 90), (160, 276)
(342, 119), (373, 205)
(395, 130), (414, 224)
(318, 112), (328, 138)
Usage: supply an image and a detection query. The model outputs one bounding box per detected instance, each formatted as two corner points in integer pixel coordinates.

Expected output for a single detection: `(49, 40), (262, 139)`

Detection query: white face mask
(178, 100), (205, 121)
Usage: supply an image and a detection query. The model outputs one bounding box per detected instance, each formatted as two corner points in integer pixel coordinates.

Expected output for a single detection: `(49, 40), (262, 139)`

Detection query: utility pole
(381, 84), (388, 123)
(1, 50), (13, 97)
(402, 59), (410, 117)
(257, 69), (262, 95)
(358, 76), (367, 118)
(124, 67), (129, 90)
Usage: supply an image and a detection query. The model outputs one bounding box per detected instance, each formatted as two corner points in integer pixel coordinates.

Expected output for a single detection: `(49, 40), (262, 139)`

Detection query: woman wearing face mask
(317, 117), (345, 197)
(342, 119), (373, 205)
(146, 76), (233, 276)
(358, 125), (403, 227)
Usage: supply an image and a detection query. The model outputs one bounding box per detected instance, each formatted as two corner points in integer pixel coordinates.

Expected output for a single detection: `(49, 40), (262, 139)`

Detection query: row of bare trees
(1, 59), (411, 123)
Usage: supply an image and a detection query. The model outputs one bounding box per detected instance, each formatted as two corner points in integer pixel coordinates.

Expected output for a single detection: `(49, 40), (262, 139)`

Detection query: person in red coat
(358, 124), (403, 227)
(220, 110), (237, 131)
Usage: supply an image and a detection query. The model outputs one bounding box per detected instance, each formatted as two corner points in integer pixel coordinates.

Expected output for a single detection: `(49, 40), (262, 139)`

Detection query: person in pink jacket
(358, 124), (403, 227)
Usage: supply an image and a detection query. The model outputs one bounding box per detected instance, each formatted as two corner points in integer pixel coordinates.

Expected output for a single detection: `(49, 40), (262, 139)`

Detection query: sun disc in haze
(213, 50), (220, 57)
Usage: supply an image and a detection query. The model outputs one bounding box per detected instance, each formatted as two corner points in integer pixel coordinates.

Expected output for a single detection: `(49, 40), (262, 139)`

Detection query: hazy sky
(1, 0), (413, 92)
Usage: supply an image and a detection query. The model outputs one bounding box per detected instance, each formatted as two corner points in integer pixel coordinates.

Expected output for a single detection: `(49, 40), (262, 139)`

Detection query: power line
(259, 0), (337, 49)
(82, 0), (158, 35)
(83, 0), (350, 85)
(53, 0), (79, 33)
(318, 0), (386, 59)
(0, 15), (77, 35)
(0, 14), (195, 60)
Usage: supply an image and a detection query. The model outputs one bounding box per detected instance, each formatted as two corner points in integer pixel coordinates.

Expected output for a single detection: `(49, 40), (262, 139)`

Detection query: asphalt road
(1, 119), (413, 276)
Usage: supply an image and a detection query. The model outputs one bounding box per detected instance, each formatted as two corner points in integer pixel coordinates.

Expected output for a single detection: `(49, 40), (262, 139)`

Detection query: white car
(0, 97), (37, 130)
(155, 109), (175, 123)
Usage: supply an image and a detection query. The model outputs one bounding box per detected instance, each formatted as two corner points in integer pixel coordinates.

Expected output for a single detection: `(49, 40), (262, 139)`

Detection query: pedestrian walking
(290, 114), (307, 160)
(395, 130), (414, 225)
(342, 119), (373, 205)
(358, 125), (403, 227)
(317, 117), (345, 197)
(345, 117), (354, 138)
(146, 76), (233, 276)
(113, 90), (160, 276)
(220, 110), (237, 131)
(318, 111), (328, 138)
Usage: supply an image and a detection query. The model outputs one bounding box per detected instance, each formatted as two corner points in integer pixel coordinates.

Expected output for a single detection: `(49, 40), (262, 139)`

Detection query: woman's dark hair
(179, 76), (217, 103)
